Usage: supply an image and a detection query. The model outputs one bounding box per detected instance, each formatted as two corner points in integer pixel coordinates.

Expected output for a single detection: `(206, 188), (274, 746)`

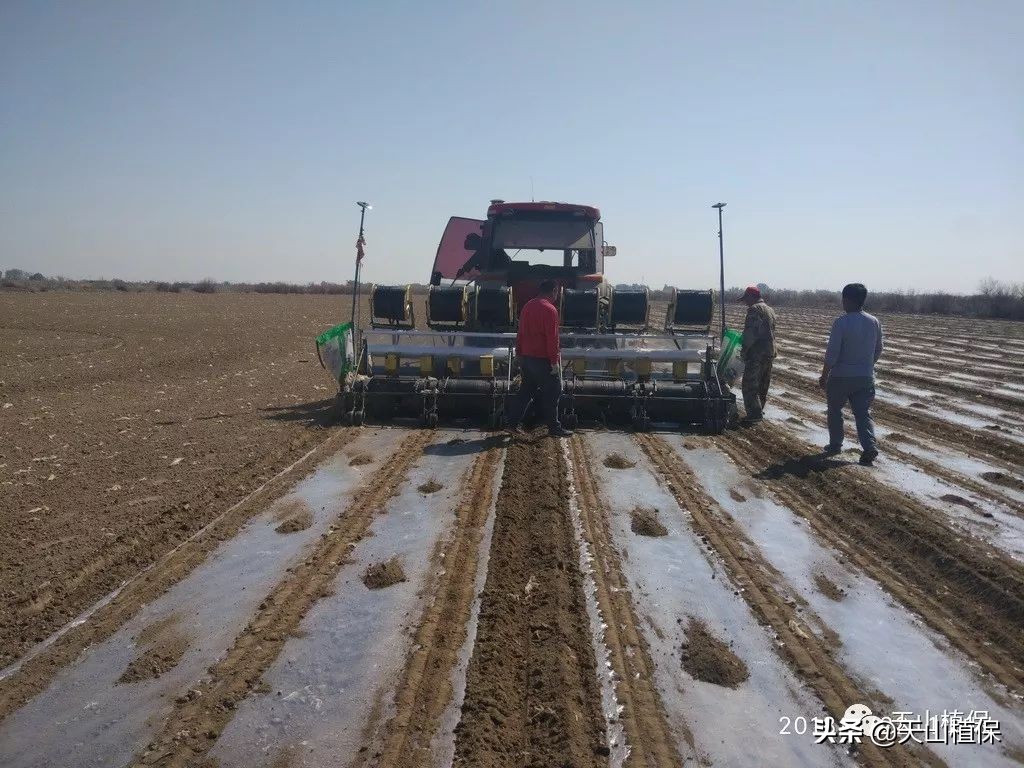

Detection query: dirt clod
(940, 493), (976, 508)
(728, 489), (746, 503)
(981, 471), (1024, 492)
(603, 453), (635, 469)
(118, 615), (189, 685)
(417, 479), (443, 494)
(630, 507), (668, 537)
(362, 557), (407, 590)
(680, 618), (749, 688)
(275, 511), (312, 534)
(813, 573), (846, 602)
(349, 453), (373, 466)
(273, 500), (313, 534)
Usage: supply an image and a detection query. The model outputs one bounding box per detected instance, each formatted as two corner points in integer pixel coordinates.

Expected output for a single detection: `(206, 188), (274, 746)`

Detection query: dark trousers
(741, 355), (773, 417)
(826, 376), (877, 452)
(509, 356), (561, 430)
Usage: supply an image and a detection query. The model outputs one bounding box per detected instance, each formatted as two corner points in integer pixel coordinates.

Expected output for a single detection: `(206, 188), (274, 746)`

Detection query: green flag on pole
(315, 321), (355, 385)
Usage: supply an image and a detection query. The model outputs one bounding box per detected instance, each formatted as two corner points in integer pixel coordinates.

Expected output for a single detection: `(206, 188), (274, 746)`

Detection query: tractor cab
(431, 201), (613, 313)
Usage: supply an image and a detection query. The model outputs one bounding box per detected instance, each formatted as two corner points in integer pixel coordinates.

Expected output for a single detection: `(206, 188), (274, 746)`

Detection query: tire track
(567, 435), (685, 768)
(0, 427), (357, 723)
(452, 433), (608, 768)
(129, 429), (432, 768)
(364, 442), (504, 768)
(717, 423), (1024, 694)
(774, 369), (1024, 470)
(634, 433), (926, 768)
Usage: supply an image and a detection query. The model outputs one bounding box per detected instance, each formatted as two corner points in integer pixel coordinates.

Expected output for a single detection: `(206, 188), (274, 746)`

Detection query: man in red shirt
(508, 280), (571, 437)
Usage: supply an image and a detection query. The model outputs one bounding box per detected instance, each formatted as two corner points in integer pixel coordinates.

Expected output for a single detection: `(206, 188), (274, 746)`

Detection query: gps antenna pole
(351, 201), (371, 352)
(712, 202), (727, 343)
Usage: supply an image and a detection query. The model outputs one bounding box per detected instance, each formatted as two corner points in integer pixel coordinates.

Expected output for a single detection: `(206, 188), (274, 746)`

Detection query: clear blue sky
(1, 1), (1021, 292)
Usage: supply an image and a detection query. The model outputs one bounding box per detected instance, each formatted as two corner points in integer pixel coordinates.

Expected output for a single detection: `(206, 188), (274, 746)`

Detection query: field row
(1, 419), (1022, 767)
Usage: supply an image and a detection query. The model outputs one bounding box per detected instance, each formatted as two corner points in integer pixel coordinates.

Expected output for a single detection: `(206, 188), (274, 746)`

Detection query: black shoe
(822, 444), (842, 456)
(547, 426), (574, 438)
(859, 448), (879, 466)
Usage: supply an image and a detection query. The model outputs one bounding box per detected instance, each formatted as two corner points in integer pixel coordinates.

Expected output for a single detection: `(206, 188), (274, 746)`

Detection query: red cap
(737, 285), (761, 302)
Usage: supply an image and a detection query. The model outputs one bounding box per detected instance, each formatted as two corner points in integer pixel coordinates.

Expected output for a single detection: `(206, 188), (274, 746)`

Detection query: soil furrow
(634, 433), (925, 768)
(776, 346), (1024, 412)
(363, 443), (504, 768)
(128, 429), (433, 768)
(774, 369), (1024, 469)
(567, 435), (685, 767)
(717, 424), (1024, 694)
(0, 430), (333, 669)
(0, 426), (357, 723)
(776, 397), (1024, 519)
(452, 433), (608, 768)
(774, 332), (1024, 380)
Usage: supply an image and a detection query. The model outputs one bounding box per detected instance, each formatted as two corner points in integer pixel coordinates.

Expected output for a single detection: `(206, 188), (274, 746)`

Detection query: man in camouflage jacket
(738, 286), (777, 421)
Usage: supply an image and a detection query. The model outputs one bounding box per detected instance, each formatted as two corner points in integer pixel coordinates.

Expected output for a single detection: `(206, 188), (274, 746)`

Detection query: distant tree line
(741, 279), (1024, 320)
(0, 270), (356, 296)
(3, 268), (1022, 320)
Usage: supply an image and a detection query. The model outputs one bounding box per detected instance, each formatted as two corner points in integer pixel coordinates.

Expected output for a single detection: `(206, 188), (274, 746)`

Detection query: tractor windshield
(491, 216), (602, 270)
(491, 217), (597, 251)
(434, 212), (604, 280)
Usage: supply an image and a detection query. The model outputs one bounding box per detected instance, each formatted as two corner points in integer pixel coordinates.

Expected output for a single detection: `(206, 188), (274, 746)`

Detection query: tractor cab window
(436, 212), (604, 279)
(491, 217), (596, 252)
(490, 216), (601, 272)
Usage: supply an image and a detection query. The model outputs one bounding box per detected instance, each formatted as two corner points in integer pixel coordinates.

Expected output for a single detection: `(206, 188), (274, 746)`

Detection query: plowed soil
(364, 445), (503, 768)
(3, 294), (1024, 768)
(0, 292), (356, 668)
(635, 432), (925, 767)
(453, 432), (609, 767)
(719, 423), (1024, 692)
(133, 430), (431, 766)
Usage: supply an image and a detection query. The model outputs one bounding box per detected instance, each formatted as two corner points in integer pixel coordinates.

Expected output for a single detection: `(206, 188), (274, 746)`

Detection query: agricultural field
(1, 291), (1023, 767)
